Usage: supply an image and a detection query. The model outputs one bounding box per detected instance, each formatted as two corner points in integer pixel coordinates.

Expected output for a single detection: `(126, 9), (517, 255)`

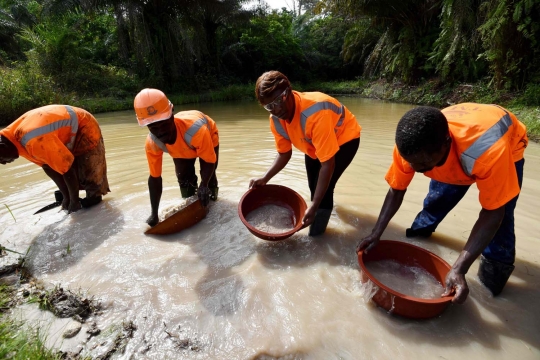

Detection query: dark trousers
(172, 145), (219, 189)
(410, 158), (524, 265)
(305, 138), (360, 210)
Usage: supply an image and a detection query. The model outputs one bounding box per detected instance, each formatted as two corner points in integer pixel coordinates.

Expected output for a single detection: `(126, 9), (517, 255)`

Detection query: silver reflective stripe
(460, 111), (513, 176)
(184, 116), (209, 150)
(149, 133), (169, 153)
(272, 115), (290, 140)
(20, 105), (79, 148)
(336, 105), (345, 127)
(300, 101), (344, 143)
(64, 106), (78, 150)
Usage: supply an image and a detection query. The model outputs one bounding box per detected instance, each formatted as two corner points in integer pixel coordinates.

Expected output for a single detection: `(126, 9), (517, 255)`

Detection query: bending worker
(250, 71), (361, 236)
(0, 105), (110, 213)
(134, 88), (219, 227)
(357, 103), (527, 303)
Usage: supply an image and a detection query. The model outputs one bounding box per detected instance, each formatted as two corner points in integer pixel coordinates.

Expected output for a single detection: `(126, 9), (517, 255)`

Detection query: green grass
(508, 106), (540, 142)
(2, 66), (539, 141)
(0, 286), (61, 360)
(4, 204), (16, 223)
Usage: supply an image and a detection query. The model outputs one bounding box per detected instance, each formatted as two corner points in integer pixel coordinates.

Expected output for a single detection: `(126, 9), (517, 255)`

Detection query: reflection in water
(1, 98), (540, 358)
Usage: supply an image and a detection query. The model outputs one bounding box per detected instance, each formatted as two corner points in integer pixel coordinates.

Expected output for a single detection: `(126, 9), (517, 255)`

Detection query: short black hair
(396, 106), (449, 156)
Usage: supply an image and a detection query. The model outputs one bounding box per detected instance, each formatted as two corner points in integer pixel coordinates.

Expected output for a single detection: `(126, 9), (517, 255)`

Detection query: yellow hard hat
(134, 88), (173, 126)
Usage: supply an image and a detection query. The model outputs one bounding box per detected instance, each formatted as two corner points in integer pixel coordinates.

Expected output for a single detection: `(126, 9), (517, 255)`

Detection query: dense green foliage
(0, 0), (539, 125)
(320, 0), (540, 88)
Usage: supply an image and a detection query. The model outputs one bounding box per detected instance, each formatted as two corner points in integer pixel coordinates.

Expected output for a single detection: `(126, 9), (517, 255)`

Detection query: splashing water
(245, 204), (295, 234)
(365, 260), (444, 299)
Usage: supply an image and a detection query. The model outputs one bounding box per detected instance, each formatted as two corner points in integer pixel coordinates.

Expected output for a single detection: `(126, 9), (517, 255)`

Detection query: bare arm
(42, 164), (81, 213)
(302, 157), (335, 226)
(249, 150), (292, 188)
(356, 187), (407, 252)
(443, 206), (505, 303)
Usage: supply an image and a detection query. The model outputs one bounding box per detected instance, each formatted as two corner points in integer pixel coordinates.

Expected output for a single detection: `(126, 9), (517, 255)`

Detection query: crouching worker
(134, 88), (219, 227)
(0, 105), (110, 213)
(357, 104), (527, 303)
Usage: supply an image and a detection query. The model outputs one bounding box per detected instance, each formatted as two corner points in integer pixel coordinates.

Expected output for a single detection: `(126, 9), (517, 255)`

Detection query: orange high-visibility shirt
(0, 105), (102, 174)
(385, 103), (528, 210)
(145, 110), (219, 177)
(270, 91), (361, 162)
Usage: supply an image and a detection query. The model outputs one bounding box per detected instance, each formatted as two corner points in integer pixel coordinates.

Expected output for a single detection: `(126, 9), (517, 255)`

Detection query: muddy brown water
(1, 98), (539, 359)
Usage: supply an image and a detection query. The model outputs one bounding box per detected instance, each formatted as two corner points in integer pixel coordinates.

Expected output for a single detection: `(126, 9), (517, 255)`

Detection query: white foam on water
(365, 260), (444, 299)
(245, 204), (295, 234)
(160, 196), (198, 220)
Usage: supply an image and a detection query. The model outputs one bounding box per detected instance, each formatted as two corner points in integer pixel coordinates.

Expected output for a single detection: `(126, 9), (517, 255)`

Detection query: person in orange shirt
(134, 89), (219, 227)
(250, 71), (361, 236)
(357, 104), (527, 303)
(0, 105), (110, 213)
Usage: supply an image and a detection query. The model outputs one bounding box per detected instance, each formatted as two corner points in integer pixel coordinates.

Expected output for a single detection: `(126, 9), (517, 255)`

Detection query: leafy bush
(0, 55), (75, 124)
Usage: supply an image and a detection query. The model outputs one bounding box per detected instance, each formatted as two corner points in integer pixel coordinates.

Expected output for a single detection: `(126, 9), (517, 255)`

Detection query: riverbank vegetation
(0, 285), (61, 360)
(1, 0), (539, 131)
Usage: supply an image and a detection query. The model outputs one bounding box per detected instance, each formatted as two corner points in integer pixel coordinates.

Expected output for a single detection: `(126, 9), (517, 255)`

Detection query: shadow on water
(146, 197), (256, 317)
(130, 193), (540, 351)
(334, 205), (540, 353)
(25, 200), (124, 275)
(253, 206), (379, 271)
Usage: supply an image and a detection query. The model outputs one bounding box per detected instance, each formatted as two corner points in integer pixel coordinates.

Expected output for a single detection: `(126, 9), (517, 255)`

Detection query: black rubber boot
(80, 196), (102, 208)
(210, 187), (219, 201)
(405, 227), (433, 238)
(309, 209), (332, 236)
(54, 190), (63, 202)
(477, 255), (515, 296)
(179, 174), (198, 199)
(180, 185), (197, 198)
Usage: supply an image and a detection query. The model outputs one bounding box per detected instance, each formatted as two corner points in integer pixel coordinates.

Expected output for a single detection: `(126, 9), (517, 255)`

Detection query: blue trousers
(409, 159), (524, 265)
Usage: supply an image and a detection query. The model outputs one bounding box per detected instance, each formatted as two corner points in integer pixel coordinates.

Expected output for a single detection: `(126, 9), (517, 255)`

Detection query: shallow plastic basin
(238, 184), (307, 241)
(358, 240), (453, 319)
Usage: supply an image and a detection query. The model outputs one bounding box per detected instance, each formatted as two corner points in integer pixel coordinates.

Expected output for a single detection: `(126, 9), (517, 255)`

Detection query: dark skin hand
(356, 187), (406, 253)
(442, 206), (504, 303)
(197, 145), (218, 207)
(357, 188), (506, 304)
(42, 164), (81, 213)
(252, 85), (336, 226)
(249, 150), (292, 189)
(2, 136), (81, 213)
(146, 118), (217, 222)
(148, 161), (215, 221)
(198, 158), (216, 207)
(251, 86), (295, 190)
(302, 157), (335, 227)
(358, 142), (505, 304)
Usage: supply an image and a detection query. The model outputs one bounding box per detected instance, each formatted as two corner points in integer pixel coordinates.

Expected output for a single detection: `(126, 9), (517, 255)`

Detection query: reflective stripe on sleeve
(271, 115), (290, 140)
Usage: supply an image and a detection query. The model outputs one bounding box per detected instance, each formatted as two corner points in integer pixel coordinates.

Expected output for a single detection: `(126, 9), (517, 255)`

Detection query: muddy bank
(0, 261), (130, 360)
